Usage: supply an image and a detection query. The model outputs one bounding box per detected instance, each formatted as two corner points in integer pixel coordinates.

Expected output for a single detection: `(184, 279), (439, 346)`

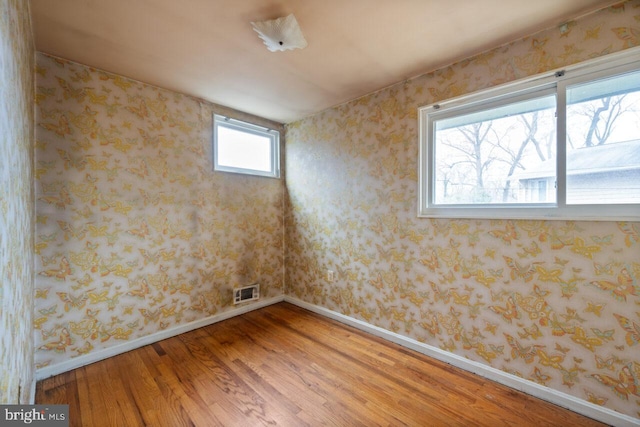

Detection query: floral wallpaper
(34, 54), (285, 371)
(0, 0), (35, 404)
(285, 0), (640, 419)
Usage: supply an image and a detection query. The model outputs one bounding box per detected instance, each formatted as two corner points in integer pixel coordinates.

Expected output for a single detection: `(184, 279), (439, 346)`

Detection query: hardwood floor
(36, 302), (607, 426)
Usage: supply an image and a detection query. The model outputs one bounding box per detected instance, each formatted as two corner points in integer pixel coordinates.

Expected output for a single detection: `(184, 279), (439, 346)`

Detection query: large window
(213, 115), (280, 178)
(419, 48), (640, 220)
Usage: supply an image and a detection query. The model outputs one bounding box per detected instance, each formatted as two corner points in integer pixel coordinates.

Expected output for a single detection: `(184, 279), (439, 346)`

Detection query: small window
(419, 48), (640, 220)
(213, 115), (280, 178)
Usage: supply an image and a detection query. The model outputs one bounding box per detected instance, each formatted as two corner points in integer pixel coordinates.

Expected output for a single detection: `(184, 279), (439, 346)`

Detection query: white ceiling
(30, 0), (620, 123)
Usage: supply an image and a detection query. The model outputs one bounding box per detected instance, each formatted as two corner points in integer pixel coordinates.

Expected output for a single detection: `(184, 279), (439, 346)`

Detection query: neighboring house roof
(513, 139), (640, 180)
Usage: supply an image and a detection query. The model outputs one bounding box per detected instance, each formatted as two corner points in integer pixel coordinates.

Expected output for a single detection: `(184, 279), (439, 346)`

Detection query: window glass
(217, 126), (272, 172)
(433, 94), (556, 205)
(565, 70), (640, 204)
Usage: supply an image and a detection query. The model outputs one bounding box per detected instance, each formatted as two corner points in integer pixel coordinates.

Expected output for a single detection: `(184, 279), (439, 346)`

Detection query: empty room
(2, 0), (640, 425)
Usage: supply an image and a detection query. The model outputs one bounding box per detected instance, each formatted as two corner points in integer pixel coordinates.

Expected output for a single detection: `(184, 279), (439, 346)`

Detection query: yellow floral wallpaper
(34, 54), (285, 371)
(285, 0), (640, 419)
(0, 0), (35, 404)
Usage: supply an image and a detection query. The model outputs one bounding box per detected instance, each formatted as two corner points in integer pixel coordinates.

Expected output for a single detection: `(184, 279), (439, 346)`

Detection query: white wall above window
(418, 47), (640, 221)
(213, 115), (280, 179)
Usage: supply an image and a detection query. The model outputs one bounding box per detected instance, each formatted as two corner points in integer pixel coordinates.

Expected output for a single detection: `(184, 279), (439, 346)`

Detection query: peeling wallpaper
(34, 54), (285, 371)
(285, 1), (640, 419)
(0, 0), (35, 404)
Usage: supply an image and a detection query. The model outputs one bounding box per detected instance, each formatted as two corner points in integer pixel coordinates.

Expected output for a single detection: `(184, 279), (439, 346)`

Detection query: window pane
(566, 70), (640, 204)
(217, 125), (272, 172)
(433, 95), (557, 205)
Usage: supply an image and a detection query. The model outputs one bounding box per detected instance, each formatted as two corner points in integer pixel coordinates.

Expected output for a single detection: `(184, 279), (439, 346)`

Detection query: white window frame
(213, 114), (280, 178)
(418, 47), (640, 221)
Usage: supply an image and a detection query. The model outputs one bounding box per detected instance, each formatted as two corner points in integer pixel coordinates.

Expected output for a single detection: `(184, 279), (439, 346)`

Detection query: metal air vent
(233, 283), (260, 304)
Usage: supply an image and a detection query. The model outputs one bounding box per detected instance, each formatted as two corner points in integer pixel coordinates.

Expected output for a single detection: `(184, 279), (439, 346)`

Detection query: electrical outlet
(327, 270), (335, 282)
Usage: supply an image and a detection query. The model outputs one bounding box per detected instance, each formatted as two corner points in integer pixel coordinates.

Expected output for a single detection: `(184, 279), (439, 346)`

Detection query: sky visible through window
(217, 126), (272, 172)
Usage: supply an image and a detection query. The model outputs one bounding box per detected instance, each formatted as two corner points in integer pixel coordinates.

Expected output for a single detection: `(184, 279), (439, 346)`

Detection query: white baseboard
(284, 296), (640, 427)
(35, 295), (285, 381)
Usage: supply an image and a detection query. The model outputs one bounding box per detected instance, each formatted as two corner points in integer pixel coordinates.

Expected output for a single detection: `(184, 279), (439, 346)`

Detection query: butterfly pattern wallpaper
(285, 1), (640, 419)
(0, 0), (35, 404)
(34, 54), (285, 373)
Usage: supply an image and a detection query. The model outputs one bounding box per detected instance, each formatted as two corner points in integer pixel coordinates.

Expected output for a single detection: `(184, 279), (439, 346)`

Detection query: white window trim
(213, 114), (280, 178)
(418, 46), (640, 221)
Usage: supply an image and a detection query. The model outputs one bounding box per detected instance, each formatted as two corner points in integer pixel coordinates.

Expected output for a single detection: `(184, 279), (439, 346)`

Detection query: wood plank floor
(36, 302), (607, 426)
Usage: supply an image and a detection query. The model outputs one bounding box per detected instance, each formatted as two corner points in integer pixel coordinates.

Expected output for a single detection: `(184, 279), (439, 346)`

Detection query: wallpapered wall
(34, 54), (285, 371)
(0, 0), (35, 404)
(286, 1), (640, 419)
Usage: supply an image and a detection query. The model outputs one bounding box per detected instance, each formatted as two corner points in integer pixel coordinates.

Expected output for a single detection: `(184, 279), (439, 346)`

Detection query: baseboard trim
(35, 295), (285, 381)
(284, 296), (640, 427)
